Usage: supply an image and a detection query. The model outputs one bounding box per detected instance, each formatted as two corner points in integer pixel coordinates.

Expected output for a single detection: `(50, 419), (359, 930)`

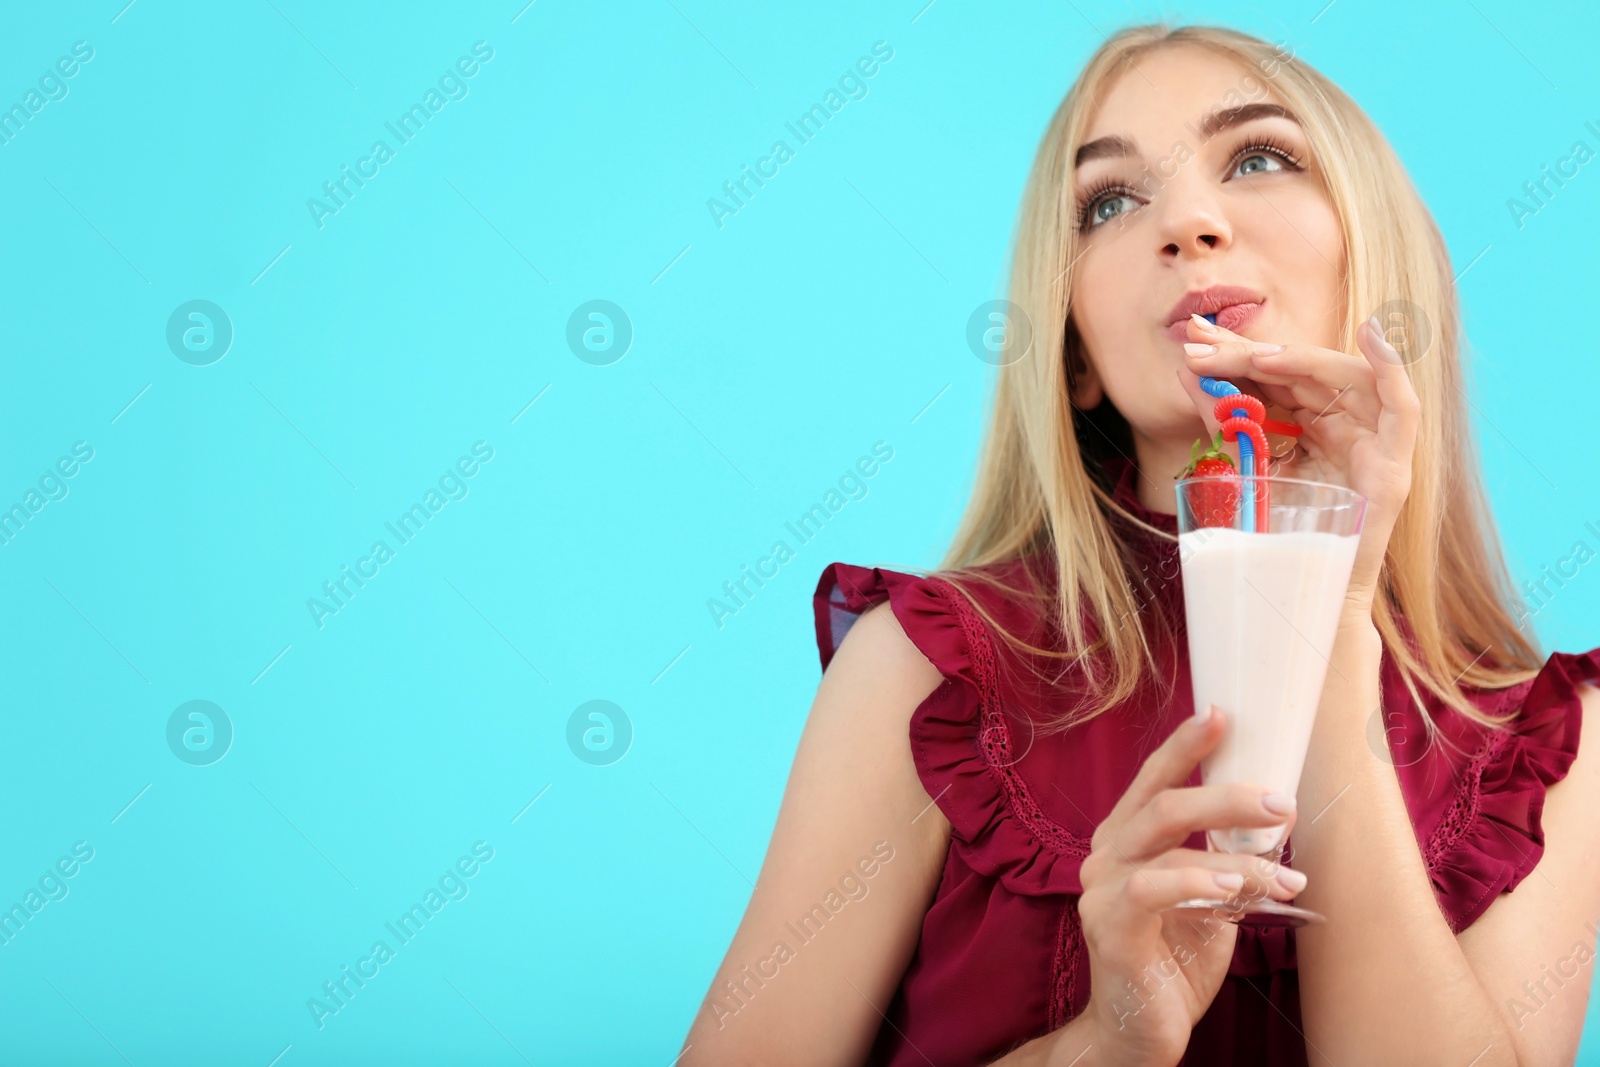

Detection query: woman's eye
(1087, 193), (1136, 227)
(1234, 151), (1286, 177)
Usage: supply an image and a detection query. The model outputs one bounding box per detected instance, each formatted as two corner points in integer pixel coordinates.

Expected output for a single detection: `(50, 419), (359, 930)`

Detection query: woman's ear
(1065, 327), (1104, 410)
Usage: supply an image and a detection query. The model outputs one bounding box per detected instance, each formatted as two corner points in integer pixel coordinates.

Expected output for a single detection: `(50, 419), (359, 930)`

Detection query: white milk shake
(1179, 526), (1360, 853)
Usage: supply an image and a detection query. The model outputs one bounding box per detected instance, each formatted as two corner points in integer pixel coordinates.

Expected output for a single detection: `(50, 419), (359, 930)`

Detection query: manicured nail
(1276, 866), (1308, 893)
(1184, 343), (1216, 356)
(1215, 871), (1246, 891)
(1250, 342), (1285, 355)
(1262, 793), (1296, 815)
(1190, 313), (1219, 333)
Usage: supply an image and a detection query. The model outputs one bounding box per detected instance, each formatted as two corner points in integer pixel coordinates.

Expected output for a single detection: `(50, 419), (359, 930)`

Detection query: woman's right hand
(1071, 705), (1308, 1067)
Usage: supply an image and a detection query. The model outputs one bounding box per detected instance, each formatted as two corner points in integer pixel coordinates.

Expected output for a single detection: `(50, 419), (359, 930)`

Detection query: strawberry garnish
(1177, 431), (1239, 528)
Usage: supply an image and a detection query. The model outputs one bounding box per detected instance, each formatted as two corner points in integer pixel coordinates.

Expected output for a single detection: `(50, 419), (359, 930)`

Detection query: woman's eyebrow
(1074, 103), (1301, 167)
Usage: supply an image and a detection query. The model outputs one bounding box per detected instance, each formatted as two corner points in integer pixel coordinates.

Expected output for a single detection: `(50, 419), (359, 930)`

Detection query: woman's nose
(1153, 174), (1233, 260)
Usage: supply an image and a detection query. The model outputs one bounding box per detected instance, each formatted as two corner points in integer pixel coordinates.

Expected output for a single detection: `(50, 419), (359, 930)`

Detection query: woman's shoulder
(816, 579), (946, 697)
(812, 559), (1095, 898)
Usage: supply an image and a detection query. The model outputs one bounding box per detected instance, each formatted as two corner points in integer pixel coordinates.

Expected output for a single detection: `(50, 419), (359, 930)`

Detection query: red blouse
(812, 456), (1596, 1066)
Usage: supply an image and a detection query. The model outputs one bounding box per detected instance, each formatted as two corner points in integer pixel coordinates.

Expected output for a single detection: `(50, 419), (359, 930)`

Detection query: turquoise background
(1, 0), (1596, 1062)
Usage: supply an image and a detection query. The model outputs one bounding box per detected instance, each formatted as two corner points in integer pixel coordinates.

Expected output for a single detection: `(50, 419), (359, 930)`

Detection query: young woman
(681, 24), (1600, 1067)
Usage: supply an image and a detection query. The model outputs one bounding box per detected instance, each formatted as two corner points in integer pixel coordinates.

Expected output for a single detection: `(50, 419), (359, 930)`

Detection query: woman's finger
(1182, 344), (1343, 423)
(1141, 848), (1309, 900)
(1184, 342), (1373, 421)
(1356, 315), (1422, 474)
(1117, 782), (1297, 862)
(1185, 317), (1377, 424)
(1116, 864), (1284, 914)
(1249, 349), (1378, 428)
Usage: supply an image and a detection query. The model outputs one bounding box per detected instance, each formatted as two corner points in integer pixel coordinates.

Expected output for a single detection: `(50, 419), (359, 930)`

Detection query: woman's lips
(1163, 301), (1264, 342)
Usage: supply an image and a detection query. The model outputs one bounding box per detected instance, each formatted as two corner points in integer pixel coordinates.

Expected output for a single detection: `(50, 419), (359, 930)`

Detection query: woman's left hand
(1176, 313), (1422, 616)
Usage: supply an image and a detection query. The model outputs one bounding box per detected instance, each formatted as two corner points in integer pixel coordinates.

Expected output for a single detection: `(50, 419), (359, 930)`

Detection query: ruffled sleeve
(1422, 647), (1598, 933)
(814, 561), (1092, 897)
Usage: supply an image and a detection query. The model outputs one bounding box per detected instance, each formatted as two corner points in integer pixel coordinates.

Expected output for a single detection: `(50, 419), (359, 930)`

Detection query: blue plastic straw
(1198, 376), (1255, 533)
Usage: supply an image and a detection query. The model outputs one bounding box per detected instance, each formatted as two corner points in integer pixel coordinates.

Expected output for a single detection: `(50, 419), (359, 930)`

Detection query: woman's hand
(1175, 313), (1422, 615)
(1075, 706), (1306, 1067)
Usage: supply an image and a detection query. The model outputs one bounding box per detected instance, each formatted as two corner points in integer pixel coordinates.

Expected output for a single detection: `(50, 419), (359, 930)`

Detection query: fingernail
(1195, 703), (1213, 725)
(1190, 313), (1219, 333)
(1366, 315), (1396, 348)
(1276, 866), (1308, 893)
(1184, 343), (1216, 356)
(1262, 793), (1296, 815)
(1250, 342), (1284, 355)
(1215, 871), (1246, 891)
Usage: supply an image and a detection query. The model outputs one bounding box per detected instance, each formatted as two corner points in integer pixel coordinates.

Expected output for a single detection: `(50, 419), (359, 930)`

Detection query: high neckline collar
(1104, 454), (1178, 533)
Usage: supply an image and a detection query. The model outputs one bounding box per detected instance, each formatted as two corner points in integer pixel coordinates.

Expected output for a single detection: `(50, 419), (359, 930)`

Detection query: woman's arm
(677, 600), (953, 1066)
(1292, 621), (1600, 1067)
(1457, 680), (1600, 1065)
(1291, 618), (1515, 1064)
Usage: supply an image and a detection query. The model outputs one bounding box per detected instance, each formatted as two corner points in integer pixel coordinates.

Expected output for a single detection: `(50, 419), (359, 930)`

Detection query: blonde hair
(930, 23), (1542, 745)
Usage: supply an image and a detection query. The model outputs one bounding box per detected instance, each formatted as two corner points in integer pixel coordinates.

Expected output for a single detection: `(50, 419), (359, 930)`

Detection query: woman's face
(1067, 45), (1347, 448)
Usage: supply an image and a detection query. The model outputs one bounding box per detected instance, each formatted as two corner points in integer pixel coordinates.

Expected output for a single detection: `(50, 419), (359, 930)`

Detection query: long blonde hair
(932, 23), (1542, 742)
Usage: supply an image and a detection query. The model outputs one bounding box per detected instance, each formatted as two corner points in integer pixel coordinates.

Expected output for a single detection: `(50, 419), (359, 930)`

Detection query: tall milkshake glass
(1169, 474), (1366, 927)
